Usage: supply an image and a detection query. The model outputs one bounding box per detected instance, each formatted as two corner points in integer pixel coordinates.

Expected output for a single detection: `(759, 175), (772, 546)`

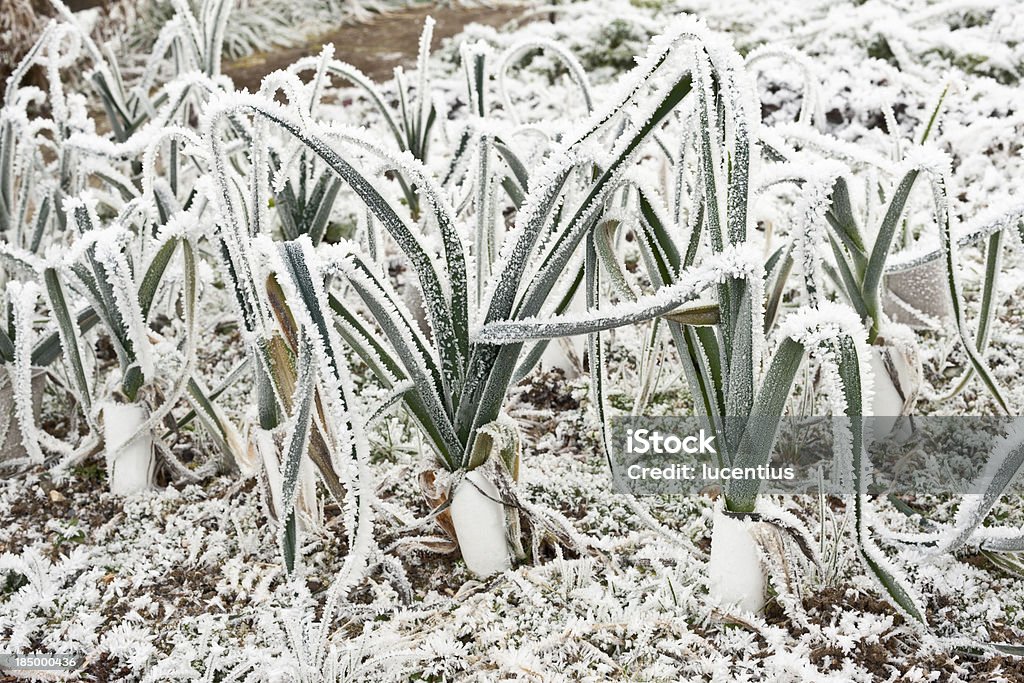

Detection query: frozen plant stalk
(867, 341), (919, 441)
(708, 504), (765, 613)
(450, 470), (511, 578)
(103, 402), (155, 495)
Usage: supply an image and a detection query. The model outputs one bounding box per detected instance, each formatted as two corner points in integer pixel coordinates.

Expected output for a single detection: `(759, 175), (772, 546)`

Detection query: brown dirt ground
(223, 3), (533, 91)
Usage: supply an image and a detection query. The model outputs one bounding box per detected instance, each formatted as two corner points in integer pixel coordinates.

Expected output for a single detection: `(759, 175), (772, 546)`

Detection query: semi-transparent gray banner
(608, 416), (1024, 496)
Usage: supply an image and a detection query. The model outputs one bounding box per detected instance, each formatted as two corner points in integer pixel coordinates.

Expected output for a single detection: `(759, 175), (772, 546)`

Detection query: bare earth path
(223, 3), (531, 91)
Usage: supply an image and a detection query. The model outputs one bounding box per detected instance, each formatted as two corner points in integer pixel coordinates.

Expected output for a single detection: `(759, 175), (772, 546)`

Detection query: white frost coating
(939, 420), (1024, 554)
(476, 242), (761, 342)
(284, 56), (402, 142)
(775, 300), (869, 355)
(261, 241), (344, 427)
(202, 87), (466, 372)
(204, 81), (461, 245)
(901, 143), (953, 178)
(319, 241), (454, 442)
(6, 0), (1024, 669)
(66, 120), (203, 167)
(92, 230), (156, 383)
(478, 13), (751, 320)
(102, 402), (155, 495)
(450, 470), (512, 578)
(857, 494), (928, 624)
(776, 304), (925, 619)
(252, 426), (321, 531)
(774, 122), (893, 171)
(498, 38), (594, 124)
(63, 217), (200, 464)
(757, 498), (822, 568)
(305, 43), (335, 117)
(476, 147), (571, 318)
(252, 427), (283, 517)
(199, 378), (256, 475)
(204, 85), (387, 619)
(139, 126), (207, 204)
(775, 301), (875, 485)
(253, 238), (377, 641)
(0, 241), (45, 276)
(752, 160), (815, 195)
(886, 200), (1024, 273)
(921, 161), (1010, 415)
(7, 281), (43, 464)
(260, 237), (364, 447)
(789, 160), (848, 304)
(415, 17), (435, 127)
(745, 46), (823, 128)
(460, 40), (493, 119)
(707, 503), (765, 614)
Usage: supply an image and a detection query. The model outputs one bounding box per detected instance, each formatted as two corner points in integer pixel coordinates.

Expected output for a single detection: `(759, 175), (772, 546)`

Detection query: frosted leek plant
(771, 155), (1008, 422)
(46, 195), (203, 495)
(0, 17), (99, 252)
(0, 0), (243, 491)
(0, 189), (204, 493)
(202, 122), (379, 600)
(118, 0), (389, 64)
(0, 0), (238, 264)
(191, 12), (722, 579)
(919, 420), (1024, 564)
(863, 184), (1024, 656)
(0, 278), (59, 466)
(739, 74), (1024, 632)
(475, 23), (932, 621)
(281, 20), (439, 222)
(1, 0), (231, 234)
(830, 158), (1010, 418)
(265, 26), (437, 246)
(850, 171), (1024, 598)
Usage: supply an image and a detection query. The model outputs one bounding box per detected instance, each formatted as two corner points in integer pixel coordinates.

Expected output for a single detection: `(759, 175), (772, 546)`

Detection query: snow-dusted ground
(3, 0), (1024, 680)
(4, 377), (1024, 680)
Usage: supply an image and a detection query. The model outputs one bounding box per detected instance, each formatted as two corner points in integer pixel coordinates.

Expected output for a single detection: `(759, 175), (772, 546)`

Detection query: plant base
(450, 469), (512, 578)
(868, 343), (920, 442)
(708, 504), (766, 614)
(103, 402), (155, 495)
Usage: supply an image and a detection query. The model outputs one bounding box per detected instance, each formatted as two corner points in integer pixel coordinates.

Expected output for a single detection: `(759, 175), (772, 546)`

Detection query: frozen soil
(223, 3), (532, 89)
(3, 371), (1024, 681)
(4, 0), (1024, 680)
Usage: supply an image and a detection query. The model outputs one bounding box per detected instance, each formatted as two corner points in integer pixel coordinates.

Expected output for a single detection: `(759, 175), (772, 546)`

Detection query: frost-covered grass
(2, 0), (1024, 680)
